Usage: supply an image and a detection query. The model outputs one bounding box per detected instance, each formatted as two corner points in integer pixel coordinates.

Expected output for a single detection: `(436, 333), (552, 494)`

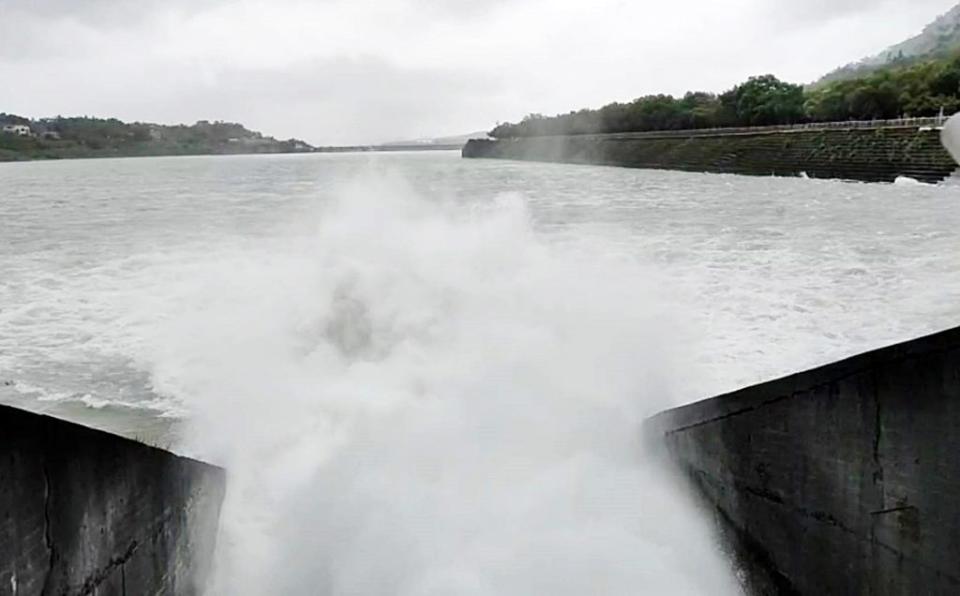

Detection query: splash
(145, 173), (738, 595)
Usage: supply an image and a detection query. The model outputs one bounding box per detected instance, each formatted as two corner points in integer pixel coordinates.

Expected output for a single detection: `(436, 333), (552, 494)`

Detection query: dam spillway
(463, 121), (959, 184)
(0, 404), (224, 595)
(647, 325), (960, 595)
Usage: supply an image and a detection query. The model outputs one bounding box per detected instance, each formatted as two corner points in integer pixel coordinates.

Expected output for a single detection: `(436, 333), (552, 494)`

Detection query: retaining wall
(463, 125), (959, 183)
(0, 404), (225, 595)
(647, 326), (960, 595)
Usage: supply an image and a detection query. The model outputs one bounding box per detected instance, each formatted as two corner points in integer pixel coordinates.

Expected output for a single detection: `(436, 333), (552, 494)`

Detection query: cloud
(1, 0), (218, 26)
(766, 0), (955, 24)
(766, 0), (896, 23)
(1, 0), (958, 143)
(0, 0), (217, 60)
(171, 57), (505, 144)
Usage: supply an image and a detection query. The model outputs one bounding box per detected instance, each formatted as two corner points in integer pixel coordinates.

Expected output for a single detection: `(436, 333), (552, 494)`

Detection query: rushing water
(2, 151), (959, 594)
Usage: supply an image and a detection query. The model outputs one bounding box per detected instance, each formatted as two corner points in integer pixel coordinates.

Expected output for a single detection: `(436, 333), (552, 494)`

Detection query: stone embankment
(463, 120), (959, 183)
(647, 326), (960, 595)
(0, 404), (224, 595)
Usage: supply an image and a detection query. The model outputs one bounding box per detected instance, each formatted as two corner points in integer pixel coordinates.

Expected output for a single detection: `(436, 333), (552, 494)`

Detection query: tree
(805, 83), (852, 121)
(730, 75), (806, 126)
(847, 81), (900, 119)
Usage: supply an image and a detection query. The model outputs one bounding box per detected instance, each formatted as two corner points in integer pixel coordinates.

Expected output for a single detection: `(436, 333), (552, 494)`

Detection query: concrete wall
(647, 326), (960, 595)
(0, 404), (225, 596)
(463, 126), (959, 183)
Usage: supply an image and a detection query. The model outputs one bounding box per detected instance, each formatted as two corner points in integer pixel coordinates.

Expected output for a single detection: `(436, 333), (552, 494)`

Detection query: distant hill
(0, 114), (314, 162)
(816, 3), (960, 86)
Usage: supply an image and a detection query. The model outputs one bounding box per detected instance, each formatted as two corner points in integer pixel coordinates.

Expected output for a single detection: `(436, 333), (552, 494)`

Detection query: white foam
(894, 175), (924, 186)
(142, 174), (740, 595)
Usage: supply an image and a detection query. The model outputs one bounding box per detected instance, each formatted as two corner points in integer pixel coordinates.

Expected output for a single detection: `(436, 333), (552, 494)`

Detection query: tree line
(0, 115), (313, 161)
(489, 53), (960, 138)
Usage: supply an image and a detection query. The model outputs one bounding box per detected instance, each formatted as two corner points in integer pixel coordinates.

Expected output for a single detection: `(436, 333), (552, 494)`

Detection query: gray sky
(1, 0), (957, 144)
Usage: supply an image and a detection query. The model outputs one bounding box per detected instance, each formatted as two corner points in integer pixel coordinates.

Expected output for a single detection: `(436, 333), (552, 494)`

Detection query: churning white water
(3, 151), (960, 594)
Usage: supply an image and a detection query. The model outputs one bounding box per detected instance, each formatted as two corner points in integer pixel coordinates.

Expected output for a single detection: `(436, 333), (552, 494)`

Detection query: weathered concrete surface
(463, 126), (959, 183)
(647, 326), (960, 595)
(0, 404), (225, 595)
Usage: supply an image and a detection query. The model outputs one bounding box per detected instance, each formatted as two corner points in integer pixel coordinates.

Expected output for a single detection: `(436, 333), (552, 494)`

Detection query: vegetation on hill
(0, 115), (313, 161)
(816, 4), (960, 86)
(807, 54), (960, 121)
(490, 54), (960, 138)
(490, 76), (806, 138)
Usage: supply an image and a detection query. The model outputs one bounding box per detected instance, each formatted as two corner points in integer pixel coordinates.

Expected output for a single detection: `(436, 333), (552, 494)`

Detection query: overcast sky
(1, 0), (958, 144)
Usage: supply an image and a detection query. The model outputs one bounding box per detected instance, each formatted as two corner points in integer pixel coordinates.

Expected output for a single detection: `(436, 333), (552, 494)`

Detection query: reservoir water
(2, 151), (959, 594)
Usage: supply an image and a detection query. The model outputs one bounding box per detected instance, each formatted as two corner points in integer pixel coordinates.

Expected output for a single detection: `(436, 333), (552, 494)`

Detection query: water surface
(2, 151), (958, 594)
(3, 151), (957, 437)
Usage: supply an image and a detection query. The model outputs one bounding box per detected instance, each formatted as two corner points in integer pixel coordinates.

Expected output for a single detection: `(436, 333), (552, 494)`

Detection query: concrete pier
(464, 124), (959, 183)
(648, 326), (960, 595)
(0, 404), (224, 595)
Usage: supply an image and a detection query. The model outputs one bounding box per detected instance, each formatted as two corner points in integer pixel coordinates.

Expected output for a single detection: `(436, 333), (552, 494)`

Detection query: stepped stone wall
(647, 326), (960, 595)
(0, 404), (225, 596)
(463, 125), (959, 183)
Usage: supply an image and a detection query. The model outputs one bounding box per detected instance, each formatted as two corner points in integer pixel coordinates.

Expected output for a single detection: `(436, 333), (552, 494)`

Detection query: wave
(141, 172), (739, 595)
(4, 379), (182, 416)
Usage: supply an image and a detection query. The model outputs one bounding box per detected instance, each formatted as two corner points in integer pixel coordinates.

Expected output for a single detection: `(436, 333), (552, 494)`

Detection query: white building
(2, 124), (32, 137)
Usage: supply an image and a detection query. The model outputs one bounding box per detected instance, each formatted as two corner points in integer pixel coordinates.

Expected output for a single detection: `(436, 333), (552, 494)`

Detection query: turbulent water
(3, 151), (960, 594)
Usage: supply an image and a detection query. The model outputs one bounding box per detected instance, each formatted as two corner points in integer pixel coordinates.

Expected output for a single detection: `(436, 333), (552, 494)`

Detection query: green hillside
(816, 4), (960, 86)
(0, 115), (313, 162)
(489, 1), (960, 141)
(489, 51), (960, 139)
